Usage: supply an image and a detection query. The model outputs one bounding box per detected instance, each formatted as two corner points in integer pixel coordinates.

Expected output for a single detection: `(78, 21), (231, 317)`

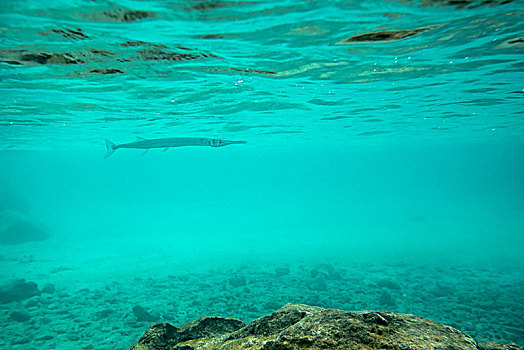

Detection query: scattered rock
(100, 9), (156, 22)
(133, 305), (159, 322)
(51, 265), (72, 273)
(274, 267), (290, 277)
(89, 68), (124, 74)
(508, 38), (523, 44)
(120, 41), (168, 48)
(36, 334), (54, 341)
(228, 275), (246, 287)
(198, 34), (225, 39)
(41, 283), (55, 294)
(0, 210), (52, 244)
(137, 48), (203, 62)
(432, 284), (455, 297)
(20, 52), (84, 65)
(133, 304), (518, 349)
(40, 28), (90, 40)
(418, 0), (513, 9)
(95, 308), (117, 319)
(310, 263), (344, 279)
(9, 310), (31, 322)
(376, 279), (402, 290)
(307, 278), (327, 291)
(188, 1), (229, 11)
(0, 279), (40, 303)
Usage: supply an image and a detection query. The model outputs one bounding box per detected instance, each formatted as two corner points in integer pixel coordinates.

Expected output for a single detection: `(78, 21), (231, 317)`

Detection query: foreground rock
(131, 304), (522, 350)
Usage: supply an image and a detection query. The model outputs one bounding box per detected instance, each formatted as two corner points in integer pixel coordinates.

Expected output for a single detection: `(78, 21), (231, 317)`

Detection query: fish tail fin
(104, 139), (117, 158)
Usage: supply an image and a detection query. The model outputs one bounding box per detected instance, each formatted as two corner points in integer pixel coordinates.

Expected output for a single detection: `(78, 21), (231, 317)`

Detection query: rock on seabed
(131, 304), (522, 350)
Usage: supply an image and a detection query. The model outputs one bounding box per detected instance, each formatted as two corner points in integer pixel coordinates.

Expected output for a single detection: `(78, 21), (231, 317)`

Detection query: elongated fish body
(104, 137), (246, 158)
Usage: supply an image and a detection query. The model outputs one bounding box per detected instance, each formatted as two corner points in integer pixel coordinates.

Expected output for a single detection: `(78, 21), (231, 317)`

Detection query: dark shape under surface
(0, 210), (52, 245)
(131, 304), (522, 349)
(341, 27), (432, 43)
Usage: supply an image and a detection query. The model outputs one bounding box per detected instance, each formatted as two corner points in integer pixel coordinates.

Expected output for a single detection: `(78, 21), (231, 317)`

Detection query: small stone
(37, 334), (54, 341)
(228, 276), (246, 287)
(41, 283), (55, 294)
(307, 278), (327, 291)
(275, 267), (290, 277)
(96, 308), (116, 319)
(9, 310), (31, 322)
(376, 279), (401, 290)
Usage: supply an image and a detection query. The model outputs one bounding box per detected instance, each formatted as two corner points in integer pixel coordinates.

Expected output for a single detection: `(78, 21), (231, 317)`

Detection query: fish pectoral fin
(141, 149), (149, 156)
(163, 148), (169, 152)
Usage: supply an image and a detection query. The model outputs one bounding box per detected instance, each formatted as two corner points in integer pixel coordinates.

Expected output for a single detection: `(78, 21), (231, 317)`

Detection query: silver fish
(104, 136), (246, 158)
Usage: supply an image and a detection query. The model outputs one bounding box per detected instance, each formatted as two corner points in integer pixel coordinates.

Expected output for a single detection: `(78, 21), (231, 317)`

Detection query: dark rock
(20, 52), (84, 65)
(228, 275), (246, 287)
(133, 304), (515, 349)
(198, 34), (225, 39)
(307, 277), (327, 291)
(188, 1), (228, 10)
(9, 310), (31, 322)
(274, 267), (290, 277)
(0, 210), (52, 244)
(95, 308), (116, 319)
(262, 301), (281, 311)
(89, 68), (124, 74)
(36, 334), (54, 341)
(120, 41), (168, 48)
(341, 27), (432, 43)
(0, 60), (23, 65)
(0, 279), (40, 304)
(508, 38), (524, 44)
(432, 284), (455, 297)
(376, 279), (402, 290)
(137, 48), (202, 62)
(40, 28), (90, 40)
(310, 264), (343, 279)
(41, 283), (55, 294)
(418, 0), (513, 9)
(100, 9), (156, 22)
(133, 305), (159, 322)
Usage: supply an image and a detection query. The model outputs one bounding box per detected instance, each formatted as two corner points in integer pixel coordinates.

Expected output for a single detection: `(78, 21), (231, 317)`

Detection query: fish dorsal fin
(136, 136), (146, 141)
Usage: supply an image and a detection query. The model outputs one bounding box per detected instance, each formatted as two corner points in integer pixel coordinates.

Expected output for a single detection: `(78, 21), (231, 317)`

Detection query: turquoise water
(1, 0), (523, 348)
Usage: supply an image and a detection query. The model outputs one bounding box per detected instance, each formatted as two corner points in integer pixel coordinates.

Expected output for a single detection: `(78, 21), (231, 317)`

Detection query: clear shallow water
(1, 0), (524, 349)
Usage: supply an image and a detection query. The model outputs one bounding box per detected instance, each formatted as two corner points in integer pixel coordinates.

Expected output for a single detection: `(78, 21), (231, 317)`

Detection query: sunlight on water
(1, 0), (523, 349)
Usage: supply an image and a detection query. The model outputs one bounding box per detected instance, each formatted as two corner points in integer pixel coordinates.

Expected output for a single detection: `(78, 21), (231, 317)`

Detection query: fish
(104, 136), (247, 158)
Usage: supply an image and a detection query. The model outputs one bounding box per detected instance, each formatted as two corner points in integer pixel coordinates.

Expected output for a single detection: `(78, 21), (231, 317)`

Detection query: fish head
(208, 139), (247, 147)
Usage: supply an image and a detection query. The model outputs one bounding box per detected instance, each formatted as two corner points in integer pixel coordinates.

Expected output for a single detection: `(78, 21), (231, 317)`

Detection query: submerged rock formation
(131, 304), (522, 350)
